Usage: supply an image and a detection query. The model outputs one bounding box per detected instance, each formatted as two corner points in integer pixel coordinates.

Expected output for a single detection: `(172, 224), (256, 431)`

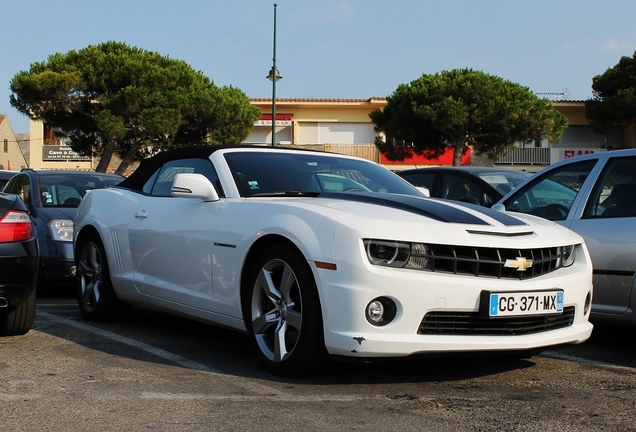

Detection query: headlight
(559, 245), (575, 267)
(49, 219), (74, 242)
(363, 239), (431, 270)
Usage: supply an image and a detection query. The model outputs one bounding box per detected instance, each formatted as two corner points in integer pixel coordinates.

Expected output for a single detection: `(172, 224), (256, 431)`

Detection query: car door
(569, 155), (636, 316)
(398, 171), (436, 194)
(4, 174), (32, 207)
(500, 154), (636, 317)
(128, 158), (231, 314)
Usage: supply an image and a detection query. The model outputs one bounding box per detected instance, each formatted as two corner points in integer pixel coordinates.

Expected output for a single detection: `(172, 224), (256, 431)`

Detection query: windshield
(503, 160), (597, 220)
(224, 151), (420, 198)
(39, 174), (122, 207)
(477, 170), (532, 195)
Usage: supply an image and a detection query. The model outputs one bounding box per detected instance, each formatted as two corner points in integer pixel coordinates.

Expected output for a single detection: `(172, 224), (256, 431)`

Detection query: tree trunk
(114, 143), (143, 176)
(452, 133), (465, 166)
(94, 138), (117, 173)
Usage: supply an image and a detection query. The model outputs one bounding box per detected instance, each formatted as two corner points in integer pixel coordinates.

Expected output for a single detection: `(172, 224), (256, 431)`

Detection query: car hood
(319, 192), (528, 226)
(264, 192), (583, 248)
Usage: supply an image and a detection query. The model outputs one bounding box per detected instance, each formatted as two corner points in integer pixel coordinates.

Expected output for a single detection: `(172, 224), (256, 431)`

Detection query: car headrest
(611, 183), (636, 207)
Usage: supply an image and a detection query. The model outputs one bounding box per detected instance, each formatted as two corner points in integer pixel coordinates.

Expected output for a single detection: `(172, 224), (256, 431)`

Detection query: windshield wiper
(249, 190), (321, 197)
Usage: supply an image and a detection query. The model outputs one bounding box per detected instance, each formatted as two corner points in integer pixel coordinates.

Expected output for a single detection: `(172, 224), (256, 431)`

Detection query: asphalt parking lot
(1, 294), (635, 431)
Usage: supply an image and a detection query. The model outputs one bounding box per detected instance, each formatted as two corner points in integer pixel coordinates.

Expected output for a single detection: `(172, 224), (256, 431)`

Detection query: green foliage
(370, 69), (568, 165)
(10, 41), (261, 173)
(586, 52), (636, 133)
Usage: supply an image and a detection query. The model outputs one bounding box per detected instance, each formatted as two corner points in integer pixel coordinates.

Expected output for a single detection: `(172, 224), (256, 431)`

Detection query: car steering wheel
(531, 203), (569, 219)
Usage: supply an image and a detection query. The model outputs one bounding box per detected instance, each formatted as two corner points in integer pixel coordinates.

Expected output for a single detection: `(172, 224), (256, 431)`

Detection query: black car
(2, 169), (123, 293)
(0, 170), (17, 190)
(0, 192), (38, 336)
(396, 166), (533, 207)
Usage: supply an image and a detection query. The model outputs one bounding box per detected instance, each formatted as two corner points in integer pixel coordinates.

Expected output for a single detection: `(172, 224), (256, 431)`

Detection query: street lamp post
(266, 3), (282, 146)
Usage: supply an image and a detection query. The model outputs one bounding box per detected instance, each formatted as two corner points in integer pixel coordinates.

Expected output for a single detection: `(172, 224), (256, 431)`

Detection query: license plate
(486, 290), (564, 317)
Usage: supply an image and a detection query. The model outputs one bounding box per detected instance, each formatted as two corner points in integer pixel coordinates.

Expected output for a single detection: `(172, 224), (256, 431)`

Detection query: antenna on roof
(535, 88), (570, 101)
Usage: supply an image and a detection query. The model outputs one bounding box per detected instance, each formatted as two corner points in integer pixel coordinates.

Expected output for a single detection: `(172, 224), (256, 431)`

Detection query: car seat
(601, 183), (636, 217)
(446, 182), (468, 201)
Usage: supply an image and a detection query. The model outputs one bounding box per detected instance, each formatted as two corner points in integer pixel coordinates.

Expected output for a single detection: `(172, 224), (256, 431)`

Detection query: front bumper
(314, 249), (594, 358)
(40, 241), (76, 286)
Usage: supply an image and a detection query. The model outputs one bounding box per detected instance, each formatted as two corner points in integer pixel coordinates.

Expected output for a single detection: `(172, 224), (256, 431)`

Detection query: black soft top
(118, 145), (239, 191)
(118, 144), (321, 191)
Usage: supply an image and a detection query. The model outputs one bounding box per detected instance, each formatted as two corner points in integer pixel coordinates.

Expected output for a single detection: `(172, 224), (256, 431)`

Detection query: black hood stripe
(320, 192), (527, 226)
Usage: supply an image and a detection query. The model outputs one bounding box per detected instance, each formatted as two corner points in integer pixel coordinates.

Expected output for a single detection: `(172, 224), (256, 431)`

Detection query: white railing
(495, 147), (551, 165)
(495, 147), (606, 166)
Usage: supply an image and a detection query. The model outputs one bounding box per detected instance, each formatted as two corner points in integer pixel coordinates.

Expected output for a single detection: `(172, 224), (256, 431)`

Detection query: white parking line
(38, 311), (219, 372)
(542, 350), (636, 372)
(37, 303), (78, 308)
(36, 312), (384, 401)
(36, 311), (291, 397)
(141, 392), (373, 402)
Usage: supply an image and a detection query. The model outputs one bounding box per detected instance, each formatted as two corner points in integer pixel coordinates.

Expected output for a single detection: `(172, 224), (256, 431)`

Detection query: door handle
(135, 210), (148, 219)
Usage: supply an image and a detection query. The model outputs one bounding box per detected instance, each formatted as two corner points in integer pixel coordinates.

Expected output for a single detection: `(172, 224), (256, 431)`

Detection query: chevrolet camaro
(73, 145), (594, 376)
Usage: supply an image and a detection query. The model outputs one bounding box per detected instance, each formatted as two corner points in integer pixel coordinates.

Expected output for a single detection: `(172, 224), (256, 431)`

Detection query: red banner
(380, 148), (471, 165)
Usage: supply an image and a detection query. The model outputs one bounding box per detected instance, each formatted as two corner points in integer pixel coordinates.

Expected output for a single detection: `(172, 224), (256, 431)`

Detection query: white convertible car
(74, 145), (593, 376)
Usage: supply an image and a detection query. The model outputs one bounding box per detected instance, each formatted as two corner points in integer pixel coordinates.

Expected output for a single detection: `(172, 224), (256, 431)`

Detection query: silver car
(495, 149), (636, 326)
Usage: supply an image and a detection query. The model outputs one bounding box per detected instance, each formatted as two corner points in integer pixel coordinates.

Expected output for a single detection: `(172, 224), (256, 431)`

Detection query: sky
(2, 0), (636, 133)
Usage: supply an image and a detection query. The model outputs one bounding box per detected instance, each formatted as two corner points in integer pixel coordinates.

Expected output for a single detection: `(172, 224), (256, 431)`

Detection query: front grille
(426, 245), (562, 279)
(418, 306), (575, 335)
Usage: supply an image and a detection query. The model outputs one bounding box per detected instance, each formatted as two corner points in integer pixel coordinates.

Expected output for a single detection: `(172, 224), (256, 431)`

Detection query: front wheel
(244, 244), (329, 376)
(76, 232), (131, 321)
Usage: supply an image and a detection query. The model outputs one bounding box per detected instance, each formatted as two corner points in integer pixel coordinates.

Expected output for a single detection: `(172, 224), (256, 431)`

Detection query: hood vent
(467, 230), (536, 237)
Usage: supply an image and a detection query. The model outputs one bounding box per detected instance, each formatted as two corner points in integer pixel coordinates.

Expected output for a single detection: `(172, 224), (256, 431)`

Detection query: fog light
(365, 297), (397, 326)
(584, 291), (592, 316)
(367, 300), (384, 323)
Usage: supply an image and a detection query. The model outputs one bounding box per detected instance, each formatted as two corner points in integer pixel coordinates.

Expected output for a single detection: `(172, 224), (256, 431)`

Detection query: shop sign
(42, 145), (92, 161)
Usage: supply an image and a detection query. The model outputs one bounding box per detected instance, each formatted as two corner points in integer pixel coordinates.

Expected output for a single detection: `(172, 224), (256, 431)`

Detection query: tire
(76, 232), (131, 321)
(243, 244), (329, 376)
(0, 288), (36, 336)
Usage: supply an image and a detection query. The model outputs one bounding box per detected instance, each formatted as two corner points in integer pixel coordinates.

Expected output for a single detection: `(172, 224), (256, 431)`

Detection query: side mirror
(171, 173), (220, 202)
(415, 186), (430, 197)
(491, 203), (505, 212)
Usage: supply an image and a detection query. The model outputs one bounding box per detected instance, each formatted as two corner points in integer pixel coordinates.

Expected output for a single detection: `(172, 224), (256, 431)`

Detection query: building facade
(0, 115), (29, 171)
(251, 98), (633, 169)
(19, 97), (636, 171)
(28, 119), (93, 170)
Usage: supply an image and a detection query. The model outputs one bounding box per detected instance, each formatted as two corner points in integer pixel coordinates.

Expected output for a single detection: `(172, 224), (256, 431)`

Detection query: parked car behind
(494, 149), (636, 327)
(396, 166), (532, 207)
(74, 145), (593, 376)
(0, 192), (38, 336)
(2, 169), (123, 294)
(0, 170), (17, 190)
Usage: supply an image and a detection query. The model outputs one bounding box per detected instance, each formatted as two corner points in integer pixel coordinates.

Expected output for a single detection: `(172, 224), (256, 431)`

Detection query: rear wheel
(0, 288), (35, 336)
(76, 232), (131, 321)
(244, 244), (329, 376)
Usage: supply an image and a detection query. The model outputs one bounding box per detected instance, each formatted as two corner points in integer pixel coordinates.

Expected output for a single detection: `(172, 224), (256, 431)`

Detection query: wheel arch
(239, 234), (317, 316)
(74, 225), (101, 264)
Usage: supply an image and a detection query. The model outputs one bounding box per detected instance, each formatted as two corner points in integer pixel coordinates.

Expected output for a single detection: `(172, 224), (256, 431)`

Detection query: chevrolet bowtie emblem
(504, 257), (533, 271)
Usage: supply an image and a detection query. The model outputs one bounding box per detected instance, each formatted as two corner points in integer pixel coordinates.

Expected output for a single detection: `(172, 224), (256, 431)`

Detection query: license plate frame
(480, 290), (564, 318)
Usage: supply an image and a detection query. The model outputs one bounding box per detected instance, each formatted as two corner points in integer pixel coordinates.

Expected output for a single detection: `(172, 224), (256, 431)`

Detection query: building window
(3, 139), (7, 153)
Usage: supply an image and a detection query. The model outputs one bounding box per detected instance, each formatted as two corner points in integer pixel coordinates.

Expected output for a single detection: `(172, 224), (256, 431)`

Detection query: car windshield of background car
(478, 171), (532, 193)
(505, 160), (597, 220)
